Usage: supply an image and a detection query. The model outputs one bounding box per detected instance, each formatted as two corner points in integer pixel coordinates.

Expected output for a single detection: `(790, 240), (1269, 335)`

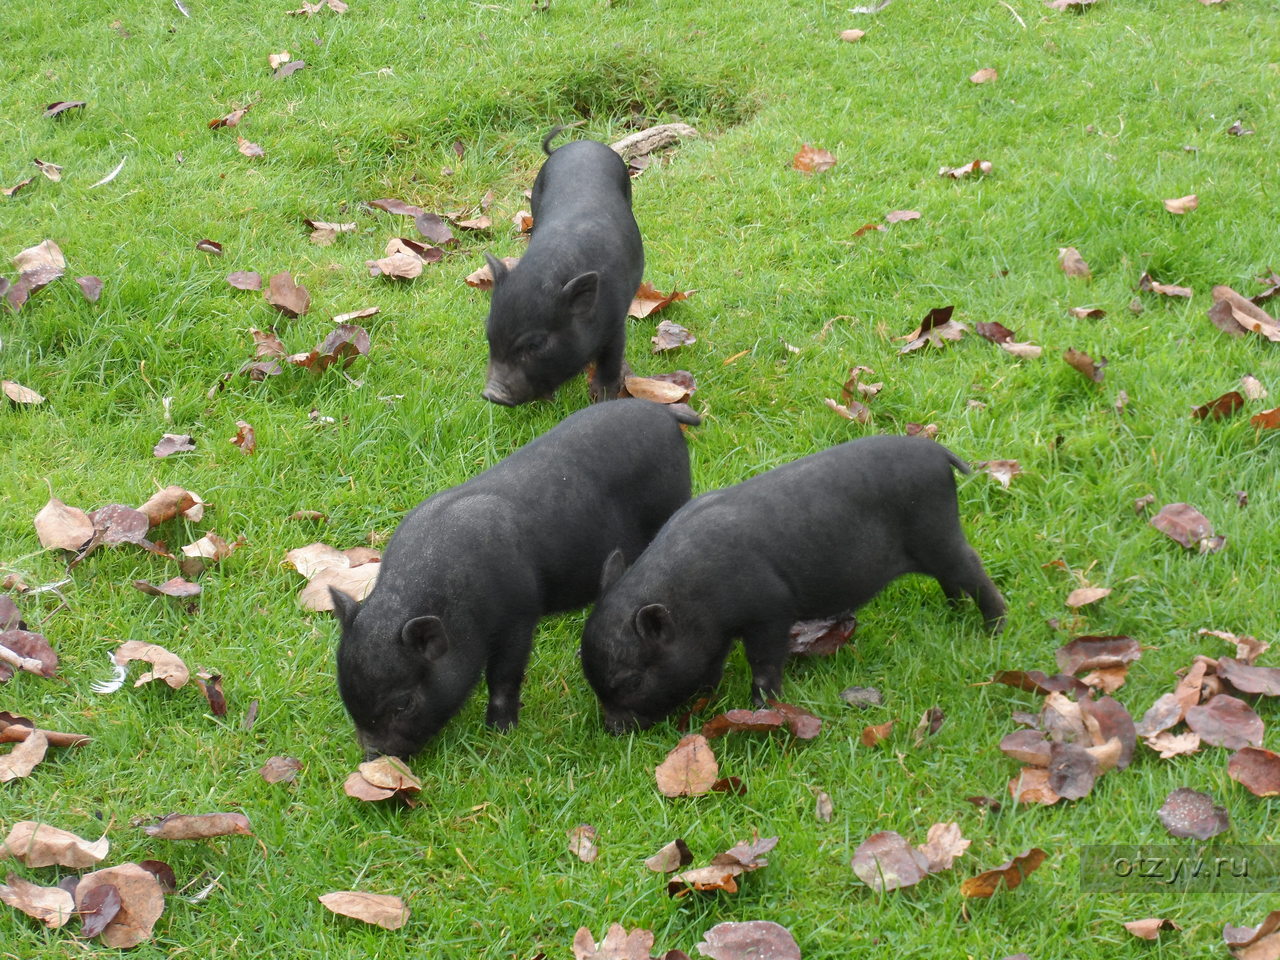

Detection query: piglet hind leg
(587, 332), (627, 403)
(483, 621), (538, 731)
(928, 544), (1007, 633)
(741, 620), (792, 706)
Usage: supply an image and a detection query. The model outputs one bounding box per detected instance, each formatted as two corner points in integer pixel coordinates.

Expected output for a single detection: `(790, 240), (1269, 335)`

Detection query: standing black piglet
(581, 435), (1006, 732)
(481, 128), (643, 406)
(331, 399), (697, 758)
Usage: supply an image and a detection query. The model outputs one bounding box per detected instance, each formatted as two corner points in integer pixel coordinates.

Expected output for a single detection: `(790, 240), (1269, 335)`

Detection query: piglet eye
(517, 335), (547, 357)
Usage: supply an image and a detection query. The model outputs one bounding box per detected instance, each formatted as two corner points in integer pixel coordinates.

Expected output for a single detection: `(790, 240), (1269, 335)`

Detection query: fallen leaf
(331, 306), (379, 324)
(142, 812), (252, 840)
(1, 823), (107, 872)
(227, 270), (262, 290)
(1000, 730), (1051, 766)
(912, 706), (944, 746)
(0, 729), (48, 782)
(1226, 743), (1280, 798)
(153, 433), (196, 457)
(1009, 767), (1060, 805)
(318, 891), (408, 930)
(74, 864), (163, 948)
(1063, 347), (1106, 382)
(1150, 502), (1223, 552)
(960, 848), (1047, 897)
(696, 921), (801, 960)
(852, 222), (884, 237)
(1158, 787), (1229, 839)
(287, 323), (370, 373)
(195, 239), (223, 256)
(885, 209), (921, 223)
(840, 685), (882, 708)
(567, 824), (599, 863)
(644, 838), (693, 873)
(1241, 375), (1268, 400)
(1252, 407), (1280, 430)
(824, 397), (871, 423)
(793, 144), (836, 174)
(304, 219), (356, 245)
(1124, 918), (1180, 941)
(1145, 731), (1201, 758)
(2, 380), (45, 404)
(899, 305), (967, 353)
(977, 460), (1021, 488)
(231, 420), (256, 454)
(788, 615), (856, 656)
(264, 271), (310, 317)
(1068, 306), (1105, 319)
(917, 822), (970, 873)
(814, 790), (834, 822)
(655, 734), (719, 797)
(33, 497), (93, 551)
(629, 282), (693, 319)
(194, 672), (227, 715)
(572, 924), (666, 960)
(1192, 390), (1246, 420)
(939, 159), (992, 179)
(1216, 657), (1280, 697)
(76, 276), (104, 302)
(260, 756), (302, 784)
(839, 29), (866, 42)
(0, 872), (75, 928)
(299, 563), (381, 610)
(1163, 194), (1198, 214)
(2, 176), (34, 198)
(851, 832), (929, 891)
(274, 60), (306, 78)
(1186, 694), (1263, 748)
(650, 319), (696, 353)
(860, 719), (894, 746)
(0, 629), (58, 678)
(132, 577), (201, 598)
(1139, 272), (1194, 298)
(344, 755), (422, 802)
(288, 0), (349, 13)
(464, 255), (520, 290)
(1047, 741), (1098, 800)
(237, 136), (264, 157)
(969, 67), (998, 83)
(43, 101), (86, 118)
(768, 700), (822, 739)
(1055, 634), (1137, 673)
(1228, 121), (1254, 136)
(622, 373), (695, 405)
(78, 883), (121, 938)
(113, 640), (189, 689)
(6, 239), (66, 310)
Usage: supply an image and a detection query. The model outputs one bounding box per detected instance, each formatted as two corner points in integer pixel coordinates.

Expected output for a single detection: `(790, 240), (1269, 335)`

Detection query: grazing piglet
(581, 435), (1006, 732)
(481, 128), (643, 406)
(331, 399), (697, 758)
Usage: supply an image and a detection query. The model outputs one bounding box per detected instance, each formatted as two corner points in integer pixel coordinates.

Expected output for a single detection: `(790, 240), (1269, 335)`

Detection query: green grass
(3, 0), (1280, 956)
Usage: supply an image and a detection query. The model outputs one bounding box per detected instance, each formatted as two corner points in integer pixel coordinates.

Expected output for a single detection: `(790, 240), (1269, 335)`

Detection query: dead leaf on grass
(227, 270), (262, 291)
(260, 755), (302, 784)
(696, 921), (800, 960)
(567, 824), (599, 863)
(651, 319), (695, 353)
(113, 640), (189, 689)
(3, 380), (45, 404)
(318, 891), (408, 930)
(153, 433), (196, 457)
(793, 144), (836, 174)
(644, 838), (693, 873)
(960, 848), (1047, 897)
(860, 719), (894, 746)
(132, 577), (201, 599)
(1163, 194), (1198, 214)
(0, 729), (48, 782)
(1158, 787), (1229, 839)
(264, 271), (310, 317)
(969, 67), (998, 83)
(1193, 391), (1246, 420)
(1063, 347), (1106, 382)
(1150, 502), (1224, 552)
(1186, 694), (1263, 749)
(0, 872), (75, 928)
(74, 863), (164, 948)
(1139, 272), (1194, 299)
(655, 734), (719, 797)
(33, 497), (93, 551)
(344, 755), (422, 802)
(208, 104), (251, 129)
(899, 305), (967, 353)
(142, 812), (251, 840)
(464, 255), (520, 290)
(1124, 918), (1180, 941)
(0, 822), (108, 868)
(231, 420), (256, 454)
(629, 282), (693, 319)
(1055, 634), (1136, 673)
(939, 159), (992, 179)
(788, 614), (856, 656)
(976, 460), (1021, 488)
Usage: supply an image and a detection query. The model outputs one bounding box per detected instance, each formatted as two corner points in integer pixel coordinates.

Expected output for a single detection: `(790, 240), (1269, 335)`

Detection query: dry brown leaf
(464, 255), (520, 290)
(208, 104), (251, 128)
(917, 822), (970, 873)
(622, 374), (693, 404)
(260, 755), (302, 784)
(227, 270), (262, 290)
(824, 397), (871, 423)
(1068, 306), (1105, 319)
(0, 872), (75, 928)
(318, 891), (408, 929)
(644, 838), (693, 873)
(2, 380), (45, 404)
(655, 734), (719, 797)
(860, 719), (894, 746)
(113, 640), (190, 689)
(132, 577), (201, 599)
(264, 271), (311, 317)
(651, 319), (696, 352)
(885, 209), (921, 223)
(231, 420), (256, 454)
(789, 614), (857, 656)
(969, 67), (998, 83)
(0, 729), (48, 782)
(976, 460), (1021, 488)
(1163, 194), (1198, 214)
(75, 864), (164, 948)
(1009, 767), (1059, 805)
(793, 144), (836, 174)
(629, 282), (693, 319)
(939, 159), (992, 179)
(1240, 375), (1268, 401)
(1139, 272), (1194, 298)
(697, 921), (801, 960)
(142, 812), (252, 840)
(1186, 694), (1263, 748)
(839, 29), (866, 42)
(1063, 347), (1106, 382)
(1158, 787), (1229, 839)
(567, 824), (599, 863)
(1145, 730), (1201, 758)
(237, 137), (264, 158)
(1150, 502), (1223, 552)
(33, 497), (94, 551)
(959, 848), (1047, 897)
(1193, 391), (1245, 420)
(0, 822), (108, 868)
(899, 305), (967, 352)
(1124, 918), (1180, 941)
(299, 562), (381, 610)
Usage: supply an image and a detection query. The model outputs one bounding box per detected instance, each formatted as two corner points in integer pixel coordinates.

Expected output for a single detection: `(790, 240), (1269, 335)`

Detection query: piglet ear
(329, 587), (359, 628)
(402, 616), (450, 662)
(483, 252), (509, 286)
(560, 271), (599, 327)
(599, 548), (628, 595)
(634, 603), (674, 648)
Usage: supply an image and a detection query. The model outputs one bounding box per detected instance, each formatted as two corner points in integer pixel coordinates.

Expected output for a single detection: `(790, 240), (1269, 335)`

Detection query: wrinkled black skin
(481, 129), (643, 406)
(331, 400), (697, 759)
(581, 435), (1007, 733)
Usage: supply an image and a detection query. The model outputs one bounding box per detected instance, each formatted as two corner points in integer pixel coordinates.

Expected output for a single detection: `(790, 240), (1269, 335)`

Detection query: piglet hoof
(486, 702), (520, 731)
(588, 377), (622, 404)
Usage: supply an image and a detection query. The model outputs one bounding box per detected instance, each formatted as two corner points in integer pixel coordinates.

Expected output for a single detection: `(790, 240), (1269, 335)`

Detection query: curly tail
(944, 449), (971, 474)
(541, 125), (568, 155)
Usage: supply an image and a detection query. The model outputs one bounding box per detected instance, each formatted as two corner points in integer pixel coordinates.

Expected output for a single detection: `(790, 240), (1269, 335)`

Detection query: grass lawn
(3, 0), (1279, 956)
